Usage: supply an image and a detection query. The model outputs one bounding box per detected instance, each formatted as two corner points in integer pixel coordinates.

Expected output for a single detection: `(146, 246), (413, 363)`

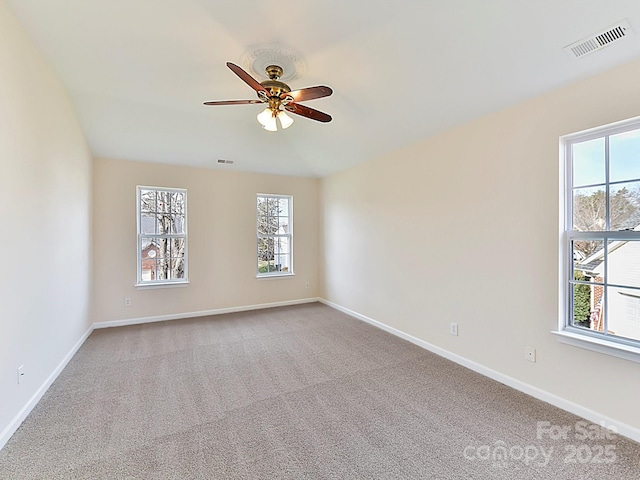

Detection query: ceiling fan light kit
(257, 105), (293, 131)
(204, 60), (332, 132)
(255, 108), (294, 131)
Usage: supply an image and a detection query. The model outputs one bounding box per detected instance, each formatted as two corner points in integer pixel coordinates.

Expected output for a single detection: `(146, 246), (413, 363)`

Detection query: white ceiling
(7, 1), (640, 177)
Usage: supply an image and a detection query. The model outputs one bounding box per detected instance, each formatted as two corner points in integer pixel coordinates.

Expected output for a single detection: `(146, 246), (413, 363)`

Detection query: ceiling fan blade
(203, 99), (263, 106)
(226, 62), (268, 94)
(285, 103), (332, 123)
(283, 85), (333, 102)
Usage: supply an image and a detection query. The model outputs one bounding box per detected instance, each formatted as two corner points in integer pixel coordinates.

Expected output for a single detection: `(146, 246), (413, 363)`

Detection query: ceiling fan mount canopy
(265, 65), (284, 80)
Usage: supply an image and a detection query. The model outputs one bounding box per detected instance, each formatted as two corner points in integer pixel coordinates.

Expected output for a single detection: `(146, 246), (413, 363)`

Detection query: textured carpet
(1, 302), (639, 479)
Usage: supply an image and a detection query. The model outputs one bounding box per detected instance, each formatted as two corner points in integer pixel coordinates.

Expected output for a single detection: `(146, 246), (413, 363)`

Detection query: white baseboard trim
(0, 325), (94, 451)
(92, 297), (321, 329)
(319, 298), (640, 444)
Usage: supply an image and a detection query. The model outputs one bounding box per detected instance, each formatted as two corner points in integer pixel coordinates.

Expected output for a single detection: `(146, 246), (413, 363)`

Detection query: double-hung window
(137, 186), (188, 285)
(560, 117), (640, 358)
(257, 194), (293, 276)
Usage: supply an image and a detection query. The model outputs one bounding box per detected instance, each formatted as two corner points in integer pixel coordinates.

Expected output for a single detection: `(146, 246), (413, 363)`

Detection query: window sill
(553, 329), (640, 364)
(256, 273), (295, 280)
(135, 281), (190, 289)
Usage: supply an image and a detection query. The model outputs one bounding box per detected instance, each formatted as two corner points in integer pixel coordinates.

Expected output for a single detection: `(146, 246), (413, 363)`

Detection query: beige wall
(320, 58), (640, 431)
(92, 158), (319, 323)
(0, 3), (92, 442)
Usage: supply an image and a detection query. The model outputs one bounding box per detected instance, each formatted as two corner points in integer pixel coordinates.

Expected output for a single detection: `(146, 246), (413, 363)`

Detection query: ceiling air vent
(564, 20), (633, 58)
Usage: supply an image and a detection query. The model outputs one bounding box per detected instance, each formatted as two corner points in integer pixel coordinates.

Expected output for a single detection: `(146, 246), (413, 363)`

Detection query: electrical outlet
(17, 365), (24, 384)
(305, 282), (310, 289)
(450, 322), (458, 336)
(124, 297), (131, 307)
(525, 347), (536, 363)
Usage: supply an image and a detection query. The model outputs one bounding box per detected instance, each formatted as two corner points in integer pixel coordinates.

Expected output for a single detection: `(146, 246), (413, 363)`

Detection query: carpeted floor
(1, 302), (639, 479)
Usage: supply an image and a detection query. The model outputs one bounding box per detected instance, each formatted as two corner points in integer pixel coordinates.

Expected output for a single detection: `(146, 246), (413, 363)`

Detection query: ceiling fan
(204, 62), (333, 131)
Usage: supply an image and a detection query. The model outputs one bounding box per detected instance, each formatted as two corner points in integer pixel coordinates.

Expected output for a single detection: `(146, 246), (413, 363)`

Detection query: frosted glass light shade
(257, 108), (277, 131)
(262, 117), (277, 131)
(277, 110), (294, 129)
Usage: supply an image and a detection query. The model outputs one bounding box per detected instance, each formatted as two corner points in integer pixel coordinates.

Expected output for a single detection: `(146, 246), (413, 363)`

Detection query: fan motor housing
(260, 66), (291, 98)
(260, 79), (291, 97)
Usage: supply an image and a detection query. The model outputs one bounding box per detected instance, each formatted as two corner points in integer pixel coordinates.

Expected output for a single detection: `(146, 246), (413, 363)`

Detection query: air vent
(564, 20), (633, 58)
(217, 159), (234, 165)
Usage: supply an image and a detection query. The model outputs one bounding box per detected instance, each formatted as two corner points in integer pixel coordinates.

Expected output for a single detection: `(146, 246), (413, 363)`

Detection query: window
(257, 194), (293, 276)
(137, 186), (187, 285)
(560, 117), (640, 357)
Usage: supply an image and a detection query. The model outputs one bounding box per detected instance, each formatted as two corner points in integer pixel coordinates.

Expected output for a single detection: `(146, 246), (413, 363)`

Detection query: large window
(257, 194), (293, 276)
(561, 118), (640, 356)
(137, 186), (187, 285)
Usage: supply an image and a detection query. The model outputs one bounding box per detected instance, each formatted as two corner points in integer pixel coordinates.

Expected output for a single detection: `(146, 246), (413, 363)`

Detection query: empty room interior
(3, 1), (640, 478)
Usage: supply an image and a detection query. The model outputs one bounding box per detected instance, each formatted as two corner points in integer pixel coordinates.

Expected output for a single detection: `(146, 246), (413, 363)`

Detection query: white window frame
(557, 116), (640, 362)
(256, 194), (294, 278)
(136, 186), (188, 287)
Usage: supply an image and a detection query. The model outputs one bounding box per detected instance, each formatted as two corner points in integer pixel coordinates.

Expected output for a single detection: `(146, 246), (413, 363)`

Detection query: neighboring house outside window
(257, 194), (293, 276)
(560, 117), (640, 359)
(576, 236), (640, 339)
(137, 186), (188, 285)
